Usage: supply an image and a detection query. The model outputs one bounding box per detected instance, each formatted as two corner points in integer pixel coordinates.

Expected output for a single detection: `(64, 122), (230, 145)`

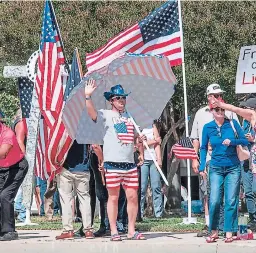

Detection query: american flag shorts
(104, 162), (139, 189)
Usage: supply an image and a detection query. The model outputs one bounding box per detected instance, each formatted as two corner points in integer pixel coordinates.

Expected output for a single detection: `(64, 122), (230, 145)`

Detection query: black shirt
(63, 140), (89, 172)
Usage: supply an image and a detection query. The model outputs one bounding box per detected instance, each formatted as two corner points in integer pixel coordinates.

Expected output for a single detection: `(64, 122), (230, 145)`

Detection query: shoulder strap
(230, 120), (238, 138)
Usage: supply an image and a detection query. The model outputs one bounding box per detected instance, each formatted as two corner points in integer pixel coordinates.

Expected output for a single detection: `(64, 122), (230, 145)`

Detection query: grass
(16, 216), (205, 232)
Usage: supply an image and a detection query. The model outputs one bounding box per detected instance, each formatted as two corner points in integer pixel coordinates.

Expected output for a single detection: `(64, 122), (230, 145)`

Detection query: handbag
(230, 120), (250, 161)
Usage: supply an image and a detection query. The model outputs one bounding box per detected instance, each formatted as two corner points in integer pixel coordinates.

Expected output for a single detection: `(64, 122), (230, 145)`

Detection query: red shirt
(0, 123), (24, 168)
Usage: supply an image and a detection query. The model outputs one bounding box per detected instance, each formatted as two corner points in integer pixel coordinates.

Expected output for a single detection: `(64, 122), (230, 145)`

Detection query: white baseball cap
(206, 83), (225, 95)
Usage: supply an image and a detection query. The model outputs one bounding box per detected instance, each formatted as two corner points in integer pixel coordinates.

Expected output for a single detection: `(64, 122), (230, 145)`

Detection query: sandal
(110, 234), (122, 241)
(126, 231), (146, 240)
(224, 237), (234, 243)
(206, 235), (219, 243)
(232, 235), (240, 241)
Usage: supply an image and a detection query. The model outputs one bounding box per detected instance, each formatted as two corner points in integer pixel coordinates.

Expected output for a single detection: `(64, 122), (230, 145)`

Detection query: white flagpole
(177, 0), (197, 224)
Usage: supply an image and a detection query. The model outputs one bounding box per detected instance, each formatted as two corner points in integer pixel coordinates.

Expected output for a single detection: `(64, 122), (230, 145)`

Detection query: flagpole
(177, 0), (196, 224)
(48, 0), (70, 73)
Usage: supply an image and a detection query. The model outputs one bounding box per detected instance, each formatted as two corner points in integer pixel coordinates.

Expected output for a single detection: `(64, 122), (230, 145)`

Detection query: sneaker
(85, 230), (95, 239)
(0, 231), (18, 241)
(197, 225), (210, 237)
(55, 231), (74, 240)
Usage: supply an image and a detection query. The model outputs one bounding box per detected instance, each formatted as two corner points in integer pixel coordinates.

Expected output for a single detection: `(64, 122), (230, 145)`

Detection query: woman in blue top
(199, 104), (248, 243)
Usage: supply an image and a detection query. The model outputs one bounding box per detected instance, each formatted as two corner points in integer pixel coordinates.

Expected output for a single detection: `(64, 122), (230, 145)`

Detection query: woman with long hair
(140, 120), (163, 218)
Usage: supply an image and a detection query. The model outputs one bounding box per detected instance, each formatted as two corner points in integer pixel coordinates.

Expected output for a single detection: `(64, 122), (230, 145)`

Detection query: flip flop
(126, 231), (146, 240)
(110, 234), (122, 241)
(224, 237), (234, 243)
(206, 235), (218, 243)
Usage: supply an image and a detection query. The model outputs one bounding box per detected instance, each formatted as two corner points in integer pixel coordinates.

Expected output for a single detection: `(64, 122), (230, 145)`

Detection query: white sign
(236, 45), (256, 94)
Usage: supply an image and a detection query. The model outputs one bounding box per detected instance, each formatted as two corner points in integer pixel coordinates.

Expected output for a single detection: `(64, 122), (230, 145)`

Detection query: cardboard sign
(236, 45), (256, 94)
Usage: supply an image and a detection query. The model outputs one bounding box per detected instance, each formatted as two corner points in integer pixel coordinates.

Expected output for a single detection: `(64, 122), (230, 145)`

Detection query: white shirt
(190, 105), (240, 161)
(98, 109), (135, 163)
(142, 128), (156, 160)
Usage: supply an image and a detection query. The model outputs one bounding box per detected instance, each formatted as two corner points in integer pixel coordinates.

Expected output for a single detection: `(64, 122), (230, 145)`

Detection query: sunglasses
(112, 96), (126, 101)
(213, 94), (222, 98)
(213, 107), (225, 112)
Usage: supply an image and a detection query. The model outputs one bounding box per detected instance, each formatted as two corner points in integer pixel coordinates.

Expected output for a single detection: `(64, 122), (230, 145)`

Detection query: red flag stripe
(86, 24), (140, 59)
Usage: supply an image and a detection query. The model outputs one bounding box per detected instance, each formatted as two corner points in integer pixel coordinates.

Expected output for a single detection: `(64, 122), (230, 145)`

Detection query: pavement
(1, 230), (256, 253)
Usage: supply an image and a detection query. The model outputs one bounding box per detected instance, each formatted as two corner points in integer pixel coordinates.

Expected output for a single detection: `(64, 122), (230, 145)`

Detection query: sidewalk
(1, 230), (256, 253)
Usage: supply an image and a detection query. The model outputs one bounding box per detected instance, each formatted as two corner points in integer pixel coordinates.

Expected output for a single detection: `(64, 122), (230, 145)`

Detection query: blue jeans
(209, 164), (241, 232)
(200, 162), (224, 231)
(140, 160), (163, 218)
(253, 174), (256, 194)
(38, 178), (47, 216)
(242, 161), (256, 214)
(14, 188), (26, 222)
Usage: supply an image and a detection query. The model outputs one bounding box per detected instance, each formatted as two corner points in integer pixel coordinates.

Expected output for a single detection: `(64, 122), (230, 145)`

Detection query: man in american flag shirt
(84, 81), (145, 241)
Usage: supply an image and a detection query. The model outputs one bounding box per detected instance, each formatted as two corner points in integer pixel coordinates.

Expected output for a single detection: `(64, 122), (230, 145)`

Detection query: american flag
(170, 137), (198, 160)
(17, 77), (49, 179)
(17, 77), (34, 133)
(46, 48), (82, 178)
(86, 0), (182, 73)
(114, 119), (134, 144)
(35, 117), (49, 180)
(36, 0), (64, 128)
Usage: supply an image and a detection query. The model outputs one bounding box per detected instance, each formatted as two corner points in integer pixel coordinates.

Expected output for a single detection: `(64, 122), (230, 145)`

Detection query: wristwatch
(85, 96), (91, 100)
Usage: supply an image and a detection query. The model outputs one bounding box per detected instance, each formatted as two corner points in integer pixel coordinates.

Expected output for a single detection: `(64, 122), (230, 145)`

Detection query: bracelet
(85, 96), (91, 100)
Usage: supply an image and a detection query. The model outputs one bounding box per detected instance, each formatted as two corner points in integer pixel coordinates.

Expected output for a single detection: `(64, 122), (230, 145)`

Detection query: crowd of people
(0, 81), (255, 243)
(191, 83), (256, 243)
(0, 82), (164, 241)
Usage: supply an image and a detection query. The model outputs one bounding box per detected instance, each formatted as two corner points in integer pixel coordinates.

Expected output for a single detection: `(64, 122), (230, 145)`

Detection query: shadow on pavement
(18, 235), (50, 240)
(145, 232), (175, 239)
(18, 232), (40, 235)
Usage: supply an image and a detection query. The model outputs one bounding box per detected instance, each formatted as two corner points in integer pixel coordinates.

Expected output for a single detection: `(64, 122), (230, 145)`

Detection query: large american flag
(86, 0), (182, 73)
(18, 77), (49, 180)
(170, 137), (198, 160)
(46, 48), (82, 178)
(36, 0), (64, 128)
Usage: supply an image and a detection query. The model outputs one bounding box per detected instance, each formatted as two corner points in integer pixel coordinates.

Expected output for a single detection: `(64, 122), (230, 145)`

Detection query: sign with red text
(236, 45), (256, 93)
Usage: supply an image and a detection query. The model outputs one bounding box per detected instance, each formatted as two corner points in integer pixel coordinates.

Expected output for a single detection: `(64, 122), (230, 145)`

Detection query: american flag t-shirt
(113, 117), (134, 144)
(86, 0), (182, 73)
